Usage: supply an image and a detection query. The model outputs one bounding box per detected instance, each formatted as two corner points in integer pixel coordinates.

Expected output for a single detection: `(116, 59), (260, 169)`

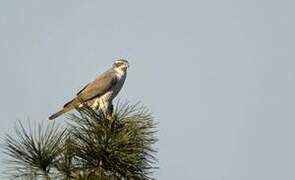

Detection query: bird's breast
(100, 72), (126, 102)
(112, 73), (126, 97)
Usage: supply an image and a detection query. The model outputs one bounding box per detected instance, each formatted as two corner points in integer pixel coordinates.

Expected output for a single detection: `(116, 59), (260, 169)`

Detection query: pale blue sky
(1, 0), (295, 179)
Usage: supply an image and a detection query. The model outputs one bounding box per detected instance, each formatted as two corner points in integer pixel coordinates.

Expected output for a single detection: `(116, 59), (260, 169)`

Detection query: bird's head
(113, 59), (129, 71)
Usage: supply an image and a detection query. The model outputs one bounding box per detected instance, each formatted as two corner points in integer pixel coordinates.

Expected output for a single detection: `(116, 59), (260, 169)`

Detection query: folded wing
(77, 70), (117, 102)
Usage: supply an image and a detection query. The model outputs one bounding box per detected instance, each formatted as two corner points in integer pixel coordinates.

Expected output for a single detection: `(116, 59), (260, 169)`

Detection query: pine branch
(2, 101), (158, 180)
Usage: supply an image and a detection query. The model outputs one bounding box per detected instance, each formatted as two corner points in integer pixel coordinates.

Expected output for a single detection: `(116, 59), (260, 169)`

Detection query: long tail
(49, 98), (82, 120)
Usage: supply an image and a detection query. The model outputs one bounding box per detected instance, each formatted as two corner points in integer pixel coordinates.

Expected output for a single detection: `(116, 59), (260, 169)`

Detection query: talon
(106, 112), (114, 127)
(106, 113), (113, 120)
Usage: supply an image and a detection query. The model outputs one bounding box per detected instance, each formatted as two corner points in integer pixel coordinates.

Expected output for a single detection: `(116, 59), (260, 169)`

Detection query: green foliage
(2, 121), (66, 179)
(2, 102), (158, 180)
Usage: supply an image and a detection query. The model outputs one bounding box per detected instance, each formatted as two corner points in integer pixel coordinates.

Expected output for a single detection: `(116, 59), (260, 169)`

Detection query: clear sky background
(0, 0), (295, 179)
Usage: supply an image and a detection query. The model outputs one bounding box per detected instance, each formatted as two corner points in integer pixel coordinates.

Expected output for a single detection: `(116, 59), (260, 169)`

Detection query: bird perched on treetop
(49, 59), (129, 120)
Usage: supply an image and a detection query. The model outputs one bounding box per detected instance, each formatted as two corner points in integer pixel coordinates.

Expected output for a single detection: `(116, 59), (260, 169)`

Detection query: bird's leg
(109, 104), (114, 116)
(98, 99), (108, 117)
(106, 104), (114, 125)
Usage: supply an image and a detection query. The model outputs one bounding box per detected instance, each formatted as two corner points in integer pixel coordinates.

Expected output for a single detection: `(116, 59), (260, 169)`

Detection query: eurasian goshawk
(49, 59), (129, 120)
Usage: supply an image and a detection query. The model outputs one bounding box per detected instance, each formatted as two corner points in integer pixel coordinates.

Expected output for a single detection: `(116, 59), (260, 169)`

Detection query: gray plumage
(49, 59), (129, 120)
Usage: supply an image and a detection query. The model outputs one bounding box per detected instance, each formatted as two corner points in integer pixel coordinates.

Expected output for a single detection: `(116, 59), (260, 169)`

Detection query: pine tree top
(2, 102), (158, 180)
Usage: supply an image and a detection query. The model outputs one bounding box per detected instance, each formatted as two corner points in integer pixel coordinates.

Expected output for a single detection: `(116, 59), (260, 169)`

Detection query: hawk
(49, 59), (129, 120)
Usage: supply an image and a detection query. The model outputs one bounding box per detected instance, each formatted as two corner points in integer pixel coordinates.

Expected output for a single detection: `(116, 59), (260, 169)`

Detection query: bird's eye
(116, 62), (124, 66)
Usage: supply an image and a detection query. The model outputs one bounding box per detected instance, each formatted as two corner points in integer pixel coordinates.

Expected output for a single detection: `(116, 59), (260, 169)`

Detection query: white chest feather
(114, 68), (126, 79)
(92, 68), (127, 109)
